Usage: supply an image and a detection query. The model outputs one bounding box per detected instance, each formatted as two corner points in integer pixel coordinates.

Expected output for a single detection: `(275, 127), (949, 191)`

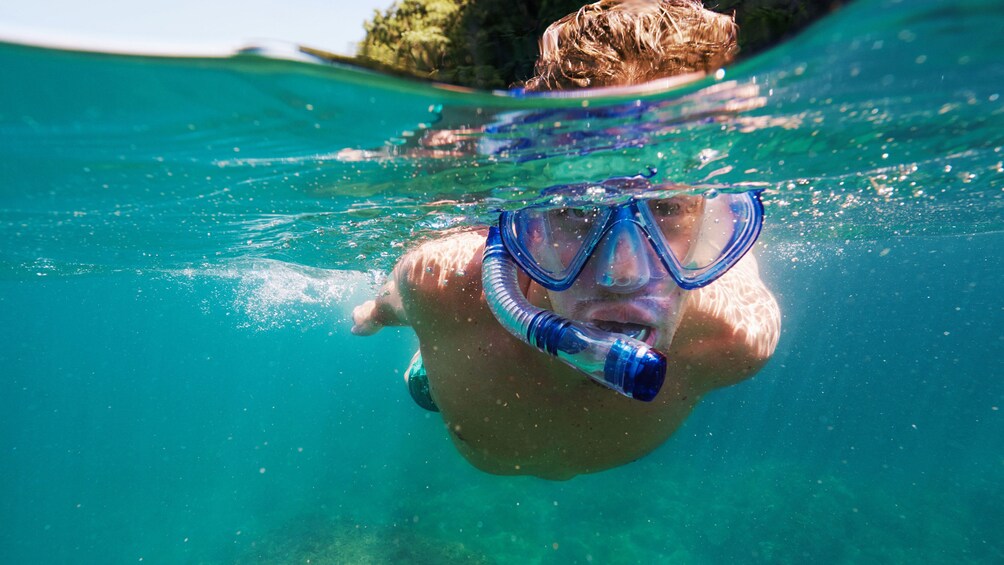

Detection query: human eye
(650, 197), (701, 239)
(651, 200), (681, 217)
(652, 195), (702, 217)
(549, 206), (602, 237)
(554, 206), (599, 221)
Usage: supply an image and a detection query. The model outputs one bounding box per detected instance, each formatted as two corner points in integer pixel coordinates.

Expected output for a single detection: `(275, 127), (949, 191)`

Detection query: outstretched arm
(350, 275), (408, 335)
(351, 230), (487, 336)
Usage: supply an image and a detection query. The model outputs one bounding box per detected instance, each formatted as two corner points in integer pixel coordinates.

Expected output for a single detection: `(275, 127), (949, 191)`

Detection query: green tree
(358, 0), (845, 89)
(710, 0), (845, 55)
(358, 0), (466, 79)
(358, 0), (585, 89)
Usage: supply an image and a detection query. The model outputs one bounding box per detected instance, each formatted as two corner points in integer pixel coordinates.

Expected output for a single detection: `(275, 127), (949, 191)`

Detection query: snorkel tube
(483, 227), (666, 401)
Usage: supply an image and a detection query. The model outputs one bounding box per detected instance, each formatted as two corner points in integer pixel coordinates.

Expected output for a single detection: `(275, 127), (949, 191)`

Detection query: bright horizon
(0, 0), (397, 55)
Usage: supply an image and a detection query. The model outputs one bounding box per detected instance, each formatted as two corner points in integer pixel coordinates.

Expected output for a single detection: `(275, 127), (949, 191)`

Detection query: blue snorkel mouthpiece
(483, 227), (666, 401)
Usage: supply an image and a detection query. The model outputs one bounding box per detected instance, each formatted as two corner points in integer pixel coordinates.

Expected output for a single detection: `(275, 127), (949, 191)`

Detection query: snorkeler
(351, 0), (780, 480)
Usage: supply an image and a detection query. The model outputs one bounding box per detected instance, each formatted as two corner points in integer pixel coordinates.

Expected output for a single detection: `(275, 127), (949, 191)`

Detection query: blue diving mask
(500, 189), (765, 291)
(482, 188), (764, 401)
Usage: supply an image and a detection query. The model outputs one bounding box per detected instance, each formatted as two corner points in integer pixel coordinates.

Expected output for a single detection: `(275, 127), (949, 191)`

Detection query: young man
(352, 0), (780, 480)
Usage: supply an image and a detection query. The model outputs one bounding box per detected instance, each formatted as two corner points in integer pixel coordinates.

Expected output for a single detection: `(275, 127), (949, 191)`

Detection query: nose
(594, 221), (652, 293)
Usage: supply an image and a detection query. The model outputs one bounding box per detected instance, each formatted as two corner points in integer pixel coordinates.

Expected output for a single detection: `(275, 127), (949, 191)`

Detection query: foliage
(358, 0), (847, 89)
(358, 0), (465, 79)
(358, 0), (586, 89)
(711, 0), (846, 55)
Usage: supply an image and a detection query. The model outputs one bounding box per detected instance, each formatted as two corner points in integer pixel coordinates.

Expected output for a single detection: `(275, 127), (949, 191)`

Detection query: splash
(170, 259), (382, 331)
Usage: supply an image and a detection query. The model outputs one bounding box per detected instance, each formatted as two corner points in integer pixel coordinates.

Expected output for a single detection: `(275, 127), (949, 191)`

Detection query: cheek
(547, 235), (582, 267)
(656, 289), (692, 345)
(546, 290), (569, 311)
(545, 288), (581, 317)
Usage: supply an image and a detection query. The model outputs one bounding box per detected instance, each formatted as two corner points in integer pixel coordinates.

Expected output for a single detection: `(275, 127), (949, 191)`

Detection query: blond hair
(524, 0), (738, 91)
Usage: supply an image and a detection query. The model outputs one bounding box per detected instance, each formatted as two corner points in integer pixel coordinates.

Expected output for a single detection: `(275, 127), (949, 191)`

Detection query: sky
(0, 0), (398, 55)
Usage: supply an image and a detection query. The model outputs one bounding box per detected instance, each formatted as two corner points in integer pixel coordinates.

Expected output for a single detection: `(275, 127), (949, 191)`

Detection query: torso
(400, 229), (737, 480)
(421, 323), (700, 479)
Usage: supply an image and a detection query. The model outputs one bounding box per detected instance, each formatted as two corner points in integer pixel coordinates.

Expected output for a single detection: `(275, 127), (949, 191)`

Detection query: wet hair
(523, 0), (738, 92)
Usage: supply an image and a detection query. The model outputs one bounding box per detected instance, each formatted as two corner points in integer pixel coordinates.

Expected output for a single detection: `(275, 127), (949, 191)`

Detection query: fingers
(350, 300), (381, 336)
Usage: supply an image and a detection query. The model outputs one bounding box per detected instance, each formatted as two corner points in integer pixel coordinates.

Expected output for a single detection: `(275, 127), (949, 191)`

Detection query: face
(542, 195), (705, 352)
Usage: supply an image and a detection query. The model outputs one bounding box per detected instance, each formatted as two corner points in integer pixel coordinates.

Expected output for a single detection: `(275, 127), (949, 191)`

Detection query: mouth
(591, 320), (657, 346)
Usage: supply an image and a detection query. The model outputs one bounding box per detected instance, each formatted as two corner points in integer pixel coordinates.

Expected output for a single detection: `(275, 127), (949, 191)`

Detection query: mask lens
(645, 195), (705, 263)
(645, 192), (757, 274)
(689, 193), (756, 272)
(509, 205), (607, 279)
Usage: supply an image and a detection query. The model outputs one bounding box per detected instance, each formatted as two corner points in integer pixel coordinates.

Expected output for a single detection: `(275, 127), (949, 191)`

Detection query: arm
(351, 229), (487, 336)
(350, 276), (408, 335)
(674, 253), (781, 393)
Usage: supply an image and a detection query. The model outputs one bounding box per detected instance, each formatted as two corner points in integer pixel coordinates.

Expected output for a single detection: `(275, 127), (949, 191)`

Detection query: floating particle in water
(696, 148), (721, 168)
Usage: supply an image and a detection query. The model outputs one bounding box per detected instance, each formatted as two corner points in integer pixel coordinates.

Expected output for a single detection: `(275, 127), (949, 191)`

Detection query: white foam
(170, 259), (383, 331)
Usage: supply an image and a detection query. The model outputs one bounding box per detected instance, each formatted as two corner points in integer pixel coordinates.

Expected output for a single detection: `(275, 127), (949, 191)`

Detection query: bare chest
(418, 323), (697, 478)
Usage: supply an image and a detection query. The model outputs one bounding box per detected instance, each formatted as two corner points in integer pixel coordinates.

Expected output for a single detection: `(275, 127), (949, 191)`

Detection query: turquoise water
(1, 0), (1002, 562)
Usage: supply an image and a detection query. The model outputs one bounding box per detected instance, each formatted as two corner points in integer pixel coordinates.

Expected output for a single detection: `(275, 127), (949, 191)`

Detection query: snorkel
(483, 227), (666, 401)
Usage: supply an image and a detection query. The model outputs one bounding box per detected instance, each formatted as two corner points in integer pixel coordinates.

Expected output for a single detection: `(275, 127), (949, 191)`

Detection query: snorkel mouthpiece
(483, 227), (666, 401)
(605, 338), (666, 402)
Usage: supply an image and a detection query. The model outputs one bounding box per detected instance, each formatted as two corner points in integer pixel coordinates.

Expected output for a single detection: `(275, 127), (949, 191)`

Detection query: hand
(351, 300), (383, 336)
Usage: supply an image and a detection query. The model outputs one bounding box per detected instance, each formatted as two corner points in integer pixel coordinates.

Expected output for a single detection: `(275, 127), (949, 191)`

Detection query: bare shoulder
(351, 229), (489, 336)
(687, 253), (781, 360)
(395, 228), (489, 318)
(672, 252), (780, 393)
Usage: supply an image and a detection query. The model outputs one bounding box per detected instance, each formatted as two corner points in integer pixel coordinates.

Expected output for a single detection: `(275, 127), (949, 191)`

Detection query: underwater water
(1, 0), (1002, 562)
